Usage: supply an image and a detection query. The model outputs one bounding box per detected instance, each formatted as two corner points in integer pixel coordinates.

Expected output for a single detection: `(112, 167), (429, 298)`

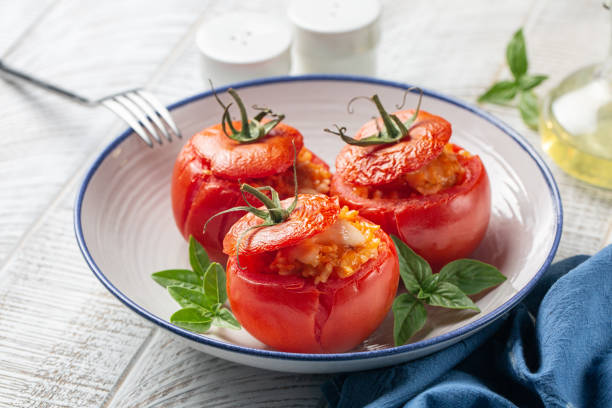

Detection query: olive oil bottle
(540, 64), (612, 189)
(540, 1), (612, 189)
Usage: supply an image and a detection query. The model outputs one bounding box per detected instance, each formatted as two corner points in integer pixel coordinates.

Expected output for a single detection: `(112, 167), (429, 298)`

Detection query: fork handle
(0, 59), (94, 106)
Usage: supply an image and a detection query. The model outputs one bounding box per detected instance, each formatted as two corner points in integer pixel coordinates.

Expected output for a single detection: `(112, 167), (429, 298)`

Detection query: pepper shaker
(288, 0), (381, 76)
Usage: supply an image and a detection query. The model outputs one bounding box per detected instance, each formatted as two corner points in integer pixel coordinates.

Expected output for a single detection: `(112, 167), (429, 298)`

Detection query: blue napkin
(322, 245), (612, 408)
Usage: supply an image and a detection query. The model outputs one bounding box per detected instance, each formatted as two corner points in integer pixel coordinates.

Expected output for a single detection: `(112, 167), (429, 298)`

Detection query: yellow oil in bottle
(540, 64), (612, 189)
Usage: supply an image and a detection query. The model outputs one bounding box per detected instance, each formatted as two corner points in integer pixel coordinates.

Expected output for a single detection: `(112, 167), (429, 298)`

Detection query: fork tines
(101, 90), (181, 147)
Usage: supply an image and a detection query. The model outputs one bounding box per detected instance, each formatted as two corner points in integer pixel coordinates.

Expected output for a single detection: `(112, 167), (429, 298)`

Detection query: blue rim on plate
(74, 74), (563, 362)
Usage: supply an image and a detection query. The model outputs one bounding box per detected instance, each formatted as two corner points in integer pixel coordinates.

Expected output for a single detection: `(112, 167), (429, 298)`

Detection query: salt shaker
(288, 0), (381, 76)
(196, 12), (292, 86)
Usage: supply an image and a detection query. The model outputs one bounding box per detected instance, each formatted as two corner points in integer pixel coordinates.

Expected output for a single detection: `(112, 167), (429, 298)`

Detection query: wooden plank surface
(0, 0), (210, 405)
(0, 0), (610, 407)
(106, 330), (326, 408)
(0, 0), (209, 262)
(0, 0), (57, 55)
(0, 197), (154, 406)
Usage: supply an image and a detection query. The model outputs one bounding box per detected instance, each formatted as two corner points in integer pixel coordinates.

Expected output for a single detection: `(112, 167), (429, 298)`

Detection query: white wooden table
(1, 1), (611, 406)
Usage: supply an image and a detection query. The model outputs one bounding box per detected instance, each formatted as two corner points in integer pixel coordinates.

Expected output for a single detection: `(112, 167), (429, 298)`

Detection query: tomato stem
(241, 184), (286, 223)
(209, 80), (285, 143)
(372, 94), (405, 140)
(324, 87), (424, 146)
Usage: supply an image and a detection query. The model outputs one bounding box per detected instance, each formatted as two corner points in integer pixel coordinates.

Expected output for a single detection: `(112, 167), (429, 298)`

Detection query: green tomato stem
(240, 184), (286, 224)
(324, 88), (423, 146)
(209, 82), (285, 143)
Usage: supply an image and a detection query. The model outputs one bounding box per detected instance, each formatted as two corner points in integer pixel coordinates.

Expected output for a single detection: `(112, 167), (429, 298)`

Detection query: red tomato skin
(222, 194), (340, 257)
(172, 134), (329, 263)
(171, 141), (242, 263)
(335, 110), (451, 186)
(331, 148), (491, 270)
(192, 121), (304, 180)
(226, 226), (399, 353)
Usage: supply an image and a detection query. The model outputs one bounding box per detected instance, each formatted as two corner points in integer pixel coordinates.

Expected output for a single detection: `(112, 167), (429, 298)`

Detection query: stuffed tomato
(222, 194), (399, 353)
(330, 99), (491, 270)
(171, 89), (331, 262)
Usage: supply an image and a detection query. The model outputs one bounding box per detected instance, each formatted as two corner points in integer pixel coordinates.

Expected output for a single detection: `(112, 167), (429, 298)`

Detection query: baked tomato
(223, 194), (399, 353)
(329, 95), (491, 270)
(171, 89), (331, 263)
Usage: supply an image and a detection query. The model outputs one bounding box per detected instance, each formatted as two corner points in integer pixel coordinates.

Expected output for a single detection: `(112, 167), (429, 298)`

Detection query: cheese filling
(270, 207), (382, 284)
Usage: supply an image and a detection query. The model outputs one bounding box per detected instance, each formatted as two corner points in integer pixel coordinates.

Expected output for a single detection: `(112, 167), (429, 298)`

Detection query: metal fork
(0, 59), (181, 147)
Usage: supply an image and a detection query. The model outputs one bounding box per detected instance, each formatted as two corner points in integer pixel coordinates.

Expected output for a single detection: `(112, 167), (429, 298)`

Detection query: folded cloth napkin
(322, 245), (612, 408)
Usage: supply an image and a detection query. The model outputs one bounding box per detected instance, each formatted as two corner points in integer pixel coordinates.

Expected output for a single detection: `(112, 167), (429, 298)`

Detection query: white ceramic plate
(75, 76), (562, 374)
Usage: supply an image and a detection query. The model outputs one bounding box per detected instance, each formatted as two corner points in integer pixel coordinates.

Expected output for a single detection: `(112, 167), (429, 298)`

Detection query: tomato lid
(192, 121), (304, 180)
(223, 194), (340, 256)
(335, 110), (451, 186)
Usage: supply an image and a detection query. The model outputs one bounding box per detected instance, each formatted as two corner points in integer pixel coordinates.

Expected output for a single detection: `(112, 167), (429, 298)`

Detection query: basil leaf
(189, 236), (210, 278)
(416, 275), (439, 300)
(168, 286), (215, 310)
(425, 282), (480, 311)
(203, 262), (227, 305)
(519, 90), (540, 130)
(477, 81), (518, 105)
(213, 307), (241, 330)
(422, 274), (438, 293)
(416, 288), (429, 300)
(211, 303), (222, 314)
(170, 308), (212, 332)
(506, 28), (528, 79)
(391, 236), (432, 295)
(392, 294), (427, 346)
(518, 74), (547, 91)
(151, 269), (202, 291)
(437, 259), (506, 295)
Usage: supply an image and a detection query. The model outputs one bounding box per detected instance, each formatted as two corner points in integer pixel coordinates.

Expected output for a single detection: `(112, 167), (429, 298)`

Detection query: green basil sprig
(151, 236), (240, 332)
(391, 236), (506, 346)
(478, 28), (547, 130)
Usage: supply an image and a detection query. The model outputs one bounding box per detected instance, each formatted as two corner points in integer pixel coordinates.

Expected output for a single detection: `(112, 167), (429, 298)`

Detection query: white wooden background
(0, 0), (611, 406)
